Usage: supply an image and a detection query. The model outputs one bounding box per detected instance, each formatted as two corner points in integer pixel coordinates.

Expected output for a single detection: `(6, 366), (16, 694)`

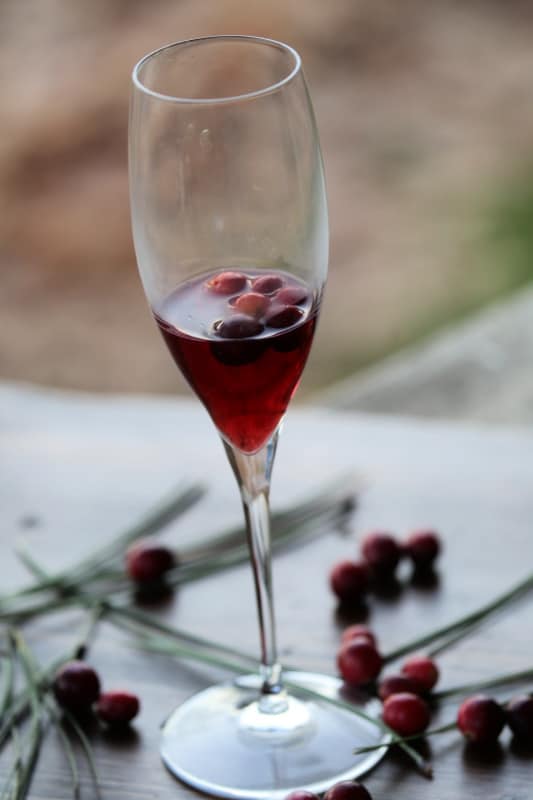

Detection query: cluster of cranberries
(126, 540), (176, 585)
(458, 693), (533, 746)
(53, 660), (140, 727)
(330, 529), (441, 606)
(336, 622), (533, 749)
(336, 624), (437, 735)
(206, 270), (310, 339)
(379, 655), (439, 737)
(286, 780), (373, 800)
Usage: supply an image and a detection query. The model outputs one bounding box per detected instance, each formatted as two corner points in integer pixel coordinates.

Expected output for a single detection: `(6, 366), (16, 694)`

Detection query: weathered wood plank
(1, 382), (533, 799)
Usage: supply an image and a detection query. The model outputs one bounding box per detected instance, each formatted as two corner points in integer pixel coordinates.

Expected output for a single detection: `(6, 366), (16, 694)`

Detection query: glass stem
(223, 431), (285, 708)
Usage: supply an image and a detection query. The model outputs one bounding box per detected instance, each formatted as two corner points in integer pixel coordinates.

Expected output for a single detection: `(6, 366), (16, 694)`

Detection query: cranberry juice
(154, 268), (319, 453)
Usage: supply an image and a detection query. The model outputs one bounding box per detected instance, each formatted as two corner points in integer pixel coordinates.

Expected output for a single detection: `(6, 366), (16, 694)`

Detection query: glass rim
(131, 35), (302, 105)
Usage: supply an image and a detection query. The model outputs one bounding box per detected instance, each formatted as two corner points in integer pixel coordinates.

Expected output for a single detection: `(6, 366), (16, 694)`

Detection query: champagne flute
(129, 35), (385, 799)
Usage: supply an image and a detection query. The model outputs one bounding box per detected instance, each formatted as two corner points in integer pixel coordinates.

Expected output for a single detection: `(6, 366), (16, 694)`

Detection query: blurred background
(3, 0), (533, 401)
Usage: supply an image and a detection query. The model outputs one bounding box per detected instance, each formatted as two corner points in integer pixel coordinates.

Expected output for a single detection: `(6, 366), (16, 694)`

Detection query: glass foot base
(161, 671), (389, 799)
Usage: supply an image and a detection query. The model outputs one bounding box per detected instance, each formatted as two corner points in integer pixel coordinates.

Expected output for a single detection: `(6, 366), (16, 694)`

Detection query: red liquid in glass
(154, 268), (319, 453)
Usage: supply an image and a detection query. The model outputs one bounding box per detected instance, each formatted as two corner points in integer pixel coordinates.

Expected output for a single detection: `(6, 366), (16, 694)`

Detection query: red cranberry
(506, 695), (533, 741)
(252, 274), (284, 294)
(330, 561), (370, 604)
(276, 286), (309, 306)
(337, 639), (382, 686)
(378, 674), (422, 701)
(324, 781), (372, 800)
(96, 690), (140, 726)
(361, 531), (402, 575)
(265, 304), (303, 329)
(126, 542), (175, 583)
(205, 271), (247, 295)
(382, 692), (431, 736)
(341, 624), (377, 648)
(233, 292), (270, 318)
(457, 695), (506, 744)
(284, 792), (320, 800)
(405, 530), (441, 568)
(53, 661), (101, 713)
(214, 315), (264, 339)
(401, 655), (439, 692)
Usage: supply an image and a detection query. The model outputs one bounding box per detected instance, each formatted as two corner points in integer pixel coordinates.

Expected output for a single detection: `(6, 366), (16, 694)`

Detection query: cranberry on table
(284, 791), (320, 800)
(341, 624), (377, 647)
(53, 660), (101, 713)
(506, 695), (533, 741)
(330, 560), (370, 604)
(205, 271), (248, 295)
(96, 690), (140, 726)
(401, 654), (439, 692)
(382, 692), (431, 736)
(214, 315), (264, 339)
(126, 542), (175, 584)
(233, 292), (270, 318)
(337, 639), (382, 686)
(252, 274), (284, 294)
(378, 674), (422, 701)
(276, 286), (310, 306)
(405, 529), (441, 568)
(265, 304), (303, 329)
(457, 695), (506, 744)
(361, 531), (402, 575)
(324, 780), (373, 800)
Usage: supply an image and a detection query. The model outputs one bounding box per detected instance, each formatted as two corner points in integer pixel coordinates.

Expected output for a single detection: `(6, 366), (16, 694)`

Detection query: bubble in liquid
(199, 129), (212, 151)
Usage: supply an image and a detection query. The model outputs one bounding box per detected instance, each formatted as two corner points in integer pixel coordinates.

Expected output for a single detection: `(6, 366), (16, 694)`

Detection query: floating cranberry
(341, 624), (377, 648)
(337, 639), (382, 686)
(457, 695), (506, 744)
(53, 660), (101, 713)
(284, 792), (320, 800)
(276, 286), (309, 306)
(265, 304), (303, 329)
(382, 692), (431, 737)
(324, 781), (372, 800)
(401, 655), (439, 692)
(233, 292), (270, 318)
(378, 674), (422, 701)
(126, 542), (175, 584)
(96, 690), (140, 726)
(405, 530), (441, 569)
(205, 271), (247, 295)
(506, 695), (533, 742)
(361, 531), (402, 576)
(330, 561), (370, 604)
(214, 315), (264, 339)
(252, 274), (284, 294)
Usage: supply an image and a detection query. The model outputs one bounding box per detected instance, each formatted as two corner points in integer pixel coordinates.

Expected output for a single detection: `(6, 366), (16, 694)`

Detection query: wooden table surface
(2, 382), (533, 800)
